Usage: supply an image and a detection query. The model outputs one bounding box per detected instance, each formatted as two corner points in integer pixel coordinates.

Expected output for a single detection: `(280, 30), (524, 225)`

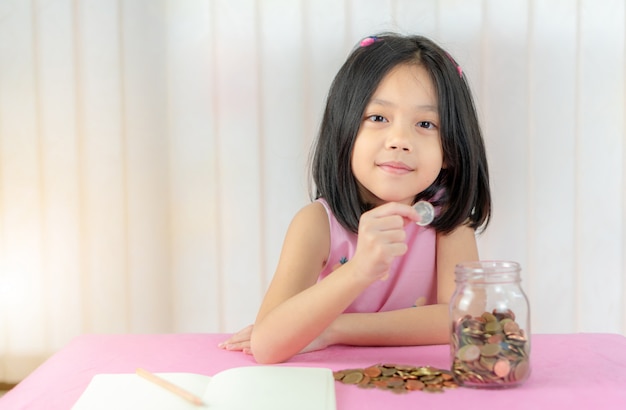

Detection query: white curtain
(0, 0), (624, 383)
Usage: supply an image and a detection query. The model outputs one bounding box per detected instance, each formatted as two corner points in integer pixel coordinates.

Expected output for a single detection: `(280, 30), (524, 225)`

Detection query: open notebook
(72, 366), (336, 410)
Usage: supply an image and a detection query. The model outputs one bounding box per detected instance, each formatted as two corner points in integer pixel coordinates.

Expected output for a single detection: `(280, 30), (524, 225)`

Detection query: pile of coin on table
(451, 310), (530, 387)
(333, 364), (459, 394)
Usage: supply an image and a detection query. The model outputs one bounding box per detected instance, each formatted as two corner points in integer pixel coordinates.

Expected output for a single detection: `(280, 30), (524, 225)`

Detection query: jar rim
(454, 260), (521, 283)
(455, 260), (520, 273)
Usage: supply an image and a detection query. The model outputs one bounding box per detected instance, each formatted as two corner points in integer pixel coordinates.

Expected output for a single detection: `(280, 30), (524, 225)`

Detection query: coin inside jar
(413, 201), (434, 226)
(451, 310), (530, 388)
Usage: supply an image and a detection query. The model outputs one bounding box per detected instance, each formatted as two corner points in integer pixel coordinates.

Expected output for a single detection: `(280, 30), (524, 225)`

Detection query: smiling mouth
(377, 161), (414, 174)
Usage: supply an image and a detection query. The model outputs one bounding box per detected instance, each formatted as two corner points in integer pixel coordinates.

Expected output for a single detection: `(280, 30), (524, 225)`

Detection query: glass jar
(449, 261), (531, 388)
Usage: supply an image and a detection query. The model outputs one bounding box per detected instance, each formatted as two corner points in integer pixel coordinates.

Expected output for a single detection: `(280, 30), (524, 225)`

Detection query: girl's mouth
(377, 161), (414, 174)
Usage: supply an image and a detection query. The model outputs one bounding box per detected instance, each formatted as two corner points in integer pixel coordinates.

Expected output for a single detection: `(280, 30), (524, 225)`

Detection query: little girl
(219, 33), (491, 364)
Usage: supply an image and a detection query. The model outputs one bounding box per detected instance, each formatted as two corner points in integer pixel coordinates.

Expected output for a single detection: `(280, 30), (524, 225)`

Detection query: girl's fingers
(221, 340), (251, 351)
(218, 324), (253, 349)
(361, 220), (408, 245)
(367, 202), (420, 223)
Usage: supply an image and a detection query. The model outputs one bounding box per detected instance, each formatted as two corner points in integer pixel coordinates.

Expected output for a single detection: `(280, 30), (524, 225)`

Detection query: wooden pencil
(135, 368), (205, 406)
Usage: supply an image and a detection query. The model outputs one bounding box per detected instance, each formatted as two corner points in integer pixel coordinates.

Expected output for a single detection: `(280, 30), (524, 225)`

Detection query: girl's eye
(418, 121), (436, 129)
(367, 115), (387, 123)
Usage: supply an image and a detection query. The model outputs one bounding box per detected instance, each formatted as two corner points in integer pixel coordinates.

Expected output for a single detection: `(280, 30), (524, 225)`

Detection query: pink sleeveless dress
(317, 198), (437, 313)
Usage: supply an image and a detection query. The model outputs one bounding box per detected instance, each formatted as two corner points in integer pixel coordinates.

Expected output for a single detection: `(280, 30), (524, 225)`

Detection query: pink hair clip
(446, 53), (463, 78)
(360, 36), (378, 47)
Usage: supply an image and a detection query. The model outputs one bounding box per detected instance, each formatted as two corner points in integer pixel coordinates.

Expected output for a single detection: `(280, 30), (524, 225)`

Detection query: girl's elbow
(250, 333), (287, 364)
(252, 350), (283, 365)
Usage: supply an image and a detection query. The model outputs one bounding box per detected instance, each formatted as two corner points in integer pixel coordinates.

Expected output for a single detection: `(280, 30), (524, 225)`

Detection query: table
(2, 333), (626, 409)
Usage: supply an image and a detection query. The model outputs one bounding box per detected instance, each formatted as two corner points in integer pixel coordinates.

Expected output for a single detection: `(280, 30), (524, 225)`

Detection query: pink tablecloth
(2, 333), (626, 409)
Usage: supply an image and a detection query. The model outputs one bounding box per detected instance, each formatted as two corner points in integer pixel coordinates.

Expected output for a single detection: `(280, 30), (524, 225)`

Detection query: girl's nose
(385, 128), (413, 151)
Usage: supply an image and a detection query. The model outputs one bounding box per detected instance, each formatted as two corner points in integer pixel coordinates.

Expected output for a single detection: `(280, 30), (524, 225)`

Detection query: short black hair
(311, 33), (491, 234)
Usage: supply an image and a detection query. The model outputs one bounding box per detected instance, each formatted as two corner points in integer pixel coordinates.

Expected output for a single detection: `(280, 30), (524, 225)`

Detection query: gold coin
(479, 356), (497, 371)
(405, 379), (425, 390)
(480, 343), (502, 357)
(424, 376), (443, 385)
(493, 359), (511, 378)
(503, 321), (520, 334)
(372, 380), (388, 389)
(487, 333), (504, 344)
(332, 371), (345, 381)
(440, 372), (454, 381)
(481, 312), (497, 322)
(381, 367), (397, 377)
(485, 321), (502, 334)
(513, 360), (530, 381)
(342, 370), (364, 384)
(363, 365), (382, 378)
(357, 374), (371, 386)
(386, 377), (405, 388)
(414, 367), (435, 377)
(457, 344), (481, 362)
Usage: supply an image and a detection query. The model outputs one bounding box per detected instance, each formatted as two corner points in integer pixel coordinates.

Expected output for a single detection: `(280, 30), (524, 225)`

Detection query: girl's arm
(319, 224), (479, 347)
(251, 201), (421, 364)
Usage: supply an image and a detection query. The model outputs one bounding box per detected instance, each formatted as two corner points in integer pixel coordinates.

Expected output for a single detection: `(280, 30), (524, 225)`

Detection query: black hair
(310, 33), (491, 234)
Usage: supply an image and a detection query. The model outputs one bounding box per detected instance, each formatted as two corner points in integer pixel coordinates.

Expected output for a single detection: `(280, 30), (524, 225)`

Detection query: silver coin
(413, 201), (434, 226)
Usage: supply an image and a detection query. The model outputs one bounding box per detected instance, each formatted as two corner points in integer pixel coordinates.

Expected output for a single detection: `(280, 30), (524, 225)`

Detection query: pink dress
(317, 198), (437, 313)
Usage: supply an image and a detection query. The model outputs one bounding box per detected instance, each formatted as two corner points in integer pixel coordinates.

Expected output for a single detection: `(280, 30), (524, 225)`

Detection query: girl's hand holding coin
(350, 202), (420, 283)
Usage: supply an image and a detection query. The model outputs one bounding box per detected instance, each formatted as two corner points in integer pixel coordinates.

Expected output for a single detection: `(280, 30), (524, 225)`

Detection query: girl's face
(351, 63), (444, 207)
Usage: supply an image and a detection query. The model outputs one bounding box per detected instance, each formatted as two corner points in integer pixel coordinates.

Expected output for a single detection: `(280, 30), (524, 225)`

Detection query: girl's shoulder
(280, 200), (331, 270)
(289, 200), (329, 234)
(299, 199), (327, 216)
